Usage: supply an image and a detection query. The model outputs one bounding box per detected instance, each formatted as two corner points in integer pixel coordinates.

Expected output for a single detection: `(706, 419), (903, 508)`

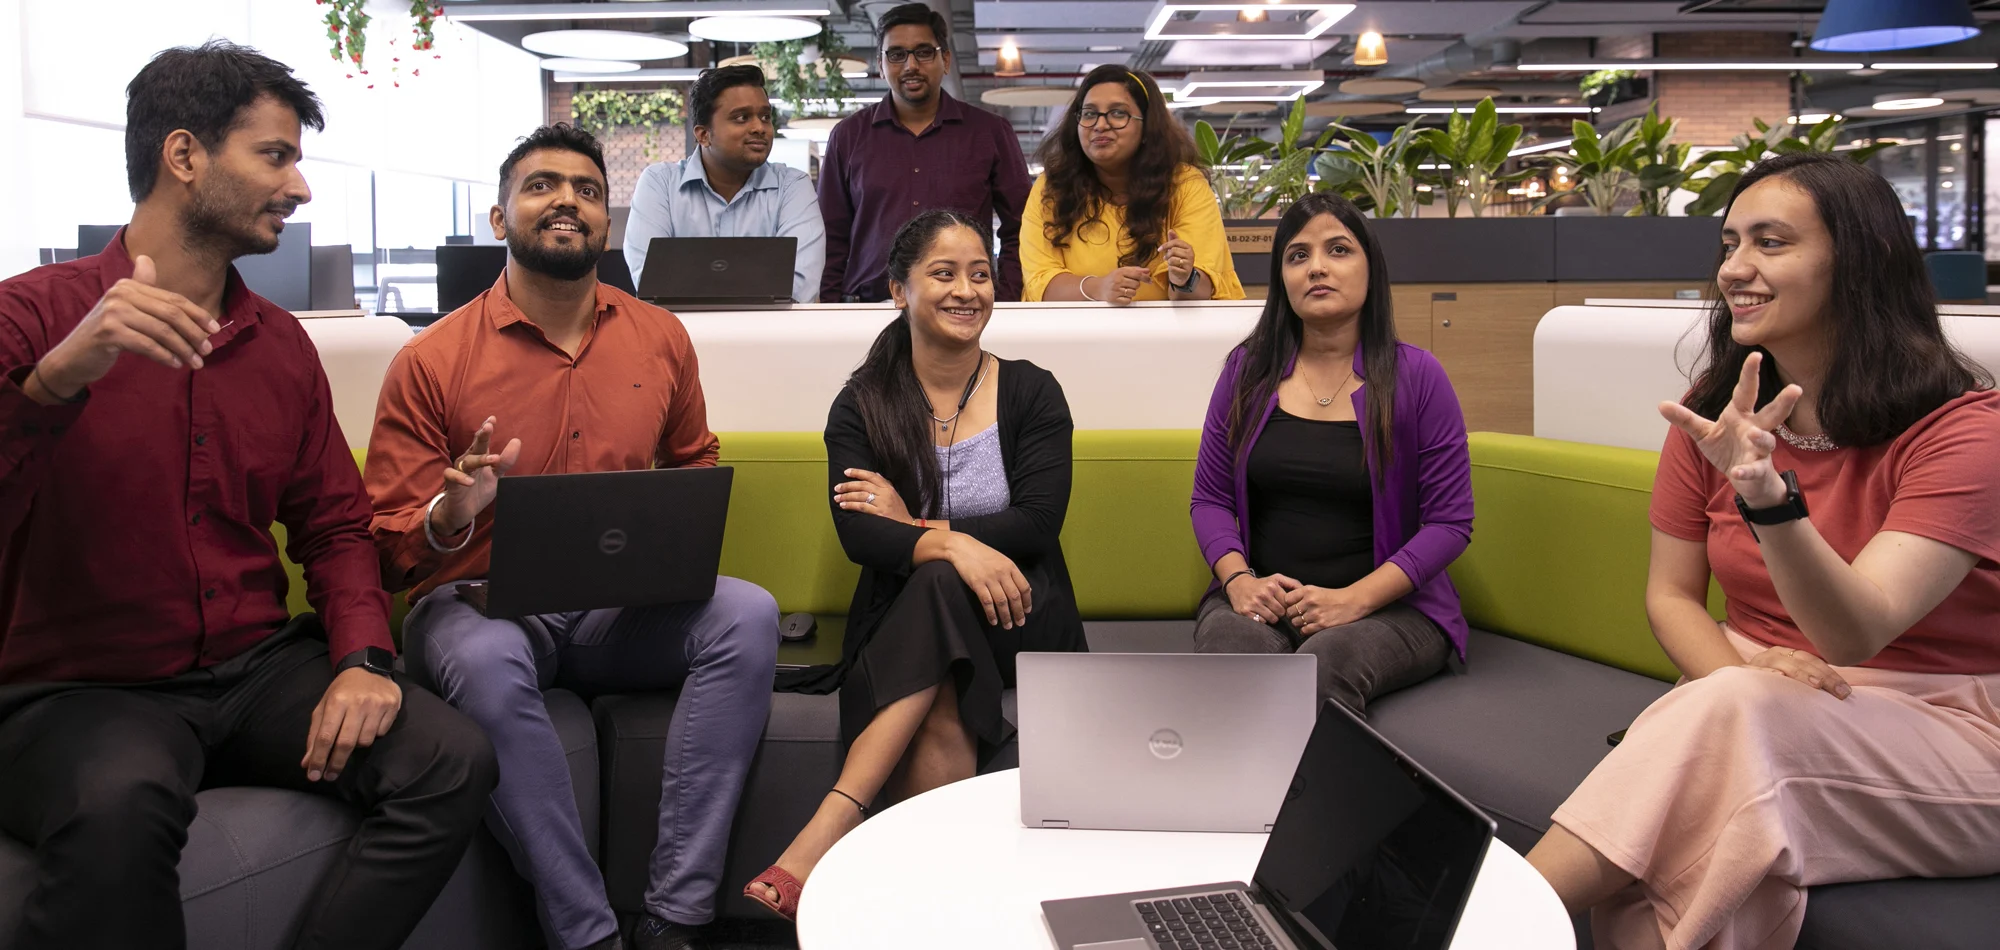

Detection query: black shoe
(582, 933), (625, 950)
(632, 914), (709, 950)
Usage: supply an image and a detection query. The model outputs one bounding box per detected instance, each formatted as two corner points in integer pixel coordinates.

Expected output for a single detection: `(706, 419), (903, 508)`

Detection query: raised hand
(1085, 266), (1153, 306)
(1657, 351), (1802, 508)
(1225, 571), (1299, 625)
(834, 468), (914, 523)
(26, 254), (219, 403)
(1160, 229), (1196, 290)
(431, 416), (522, 538)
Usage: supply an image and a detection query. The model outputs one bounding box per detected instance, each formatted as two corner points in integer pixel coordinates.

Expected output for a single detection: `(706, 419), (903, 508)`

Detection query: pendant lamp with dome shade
(1811, 0), (1980, 52)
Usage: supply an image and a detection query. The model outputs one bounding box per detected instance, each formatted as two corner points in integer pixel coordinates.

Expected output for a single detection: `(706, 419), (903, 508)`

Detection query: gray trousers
(1192, 589), (1449, 717)
(404, 578), (779, 950)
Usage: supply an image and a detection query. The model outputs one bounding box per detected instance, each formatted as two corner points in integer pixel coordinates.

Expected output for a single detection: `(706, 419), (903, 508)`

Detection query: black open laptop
(461, 467), (732, 618)
(635, 236), (796, 308)
(1042, 698), (1497, 950)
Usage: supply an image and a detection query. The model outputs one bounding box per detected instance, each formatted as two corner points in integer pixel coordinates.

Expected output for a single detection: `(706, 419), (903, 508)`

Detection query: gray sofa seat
(0, 688), (596, 950)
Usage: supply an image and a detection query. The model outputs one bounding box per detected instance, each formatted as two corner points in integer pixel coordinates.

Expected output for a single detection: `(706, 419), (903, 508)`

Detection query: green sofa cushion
(1447, 433), (1716, 683)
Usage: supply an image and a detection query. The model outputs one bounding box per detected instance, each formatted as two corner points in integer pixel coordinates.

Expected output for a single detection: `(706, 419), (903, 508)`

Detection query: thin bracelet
(424, 493), (476, 553)
(1077, 275), (1100, 302)
(28, 365), (85, 405)
(1221, 569), (1256, 589)
(913, 517), (928, 529)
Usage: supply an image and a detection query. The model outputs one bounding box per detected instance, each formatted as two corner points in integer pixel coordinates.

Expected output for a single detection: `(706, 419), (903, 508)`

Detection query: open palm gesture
(1657, 352), (1802, 508)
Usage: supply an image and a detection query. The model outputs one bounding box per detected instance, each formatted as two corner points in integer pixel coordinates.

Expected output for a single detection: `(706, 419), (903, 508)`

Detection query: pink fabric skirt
(1552, 628), (2000, 950)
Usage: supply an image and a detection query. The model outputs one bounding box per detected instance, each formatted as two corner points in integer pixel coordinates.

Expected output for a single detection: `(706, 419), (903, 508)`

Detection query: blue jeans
(404, 578), (779, 950)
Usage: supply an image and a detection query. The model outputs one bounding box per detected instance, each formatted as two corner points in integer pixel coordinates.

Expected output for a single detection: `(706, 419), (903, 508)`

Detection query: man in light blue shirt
(624, 65), (825, 303)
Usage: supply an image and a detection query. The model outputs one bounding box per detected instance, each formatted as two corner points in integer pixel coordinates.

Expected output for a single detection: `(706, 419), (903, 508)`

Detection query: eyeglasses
(1078, 108), (1139, 130)
(883, 45), (941, 66)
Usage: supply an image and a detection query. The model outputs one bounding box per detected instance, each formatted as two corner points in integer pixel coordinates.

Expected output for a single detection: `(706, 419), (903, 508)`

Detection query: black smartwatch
(1171, 268), (1199, 294)
(335, 646), (396, 678)
(1734, 469), (1808, 541)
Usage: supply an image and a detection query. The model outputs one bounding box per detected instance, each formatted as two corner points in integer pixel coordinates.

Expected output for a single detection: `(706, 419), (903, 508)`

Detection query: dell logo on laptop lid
(599, 529), (628, 555)
(1148, 729), (1184, 760)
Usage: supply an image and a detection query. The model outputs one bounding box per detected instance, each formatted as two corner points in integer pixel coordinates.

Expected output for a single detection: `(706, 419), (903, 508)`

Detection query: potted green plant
(1415, 98), (1534, 218)
(1245, 98), (1341, 217)
(1313, 118), (1432, 218)
(1537, 117), (1639, 217)
(1680, 116), (1896, 216)
(1194, 119), (1275, 218)
(755, 24), (857, 121)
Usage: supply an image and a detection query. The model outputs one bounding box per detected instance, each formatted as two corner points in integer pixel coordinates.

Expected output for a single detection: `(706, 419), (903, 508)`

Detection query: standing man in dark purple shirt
(0, 41), (496, 950)
(818, 2), (1032, 302)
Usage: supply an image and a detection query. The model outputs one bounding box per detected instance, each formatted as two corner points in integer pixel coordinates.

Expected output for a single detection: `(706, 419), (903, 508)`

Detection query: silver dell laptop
(1017, 653), (1317, 834)
(1042, 698), (1497, 950)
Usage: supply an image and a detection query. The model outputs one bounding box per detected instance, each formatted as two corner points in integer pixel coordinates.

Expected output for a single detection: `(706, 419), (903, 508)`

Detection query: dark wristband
(1222, 569), (1256, 590)
(1172, 268), (1199, 294)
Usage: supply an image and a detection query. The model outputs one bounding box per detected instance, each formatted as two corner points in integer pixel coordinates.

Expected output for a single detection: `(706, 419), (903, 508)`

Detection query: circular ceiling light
(1199, 101), (1278, 117)
(688, 16), (822, 44)
(1416, 85), (1504, 102)
(980, 85), (1077, 107)
(523, 29), (689, 61)
(1304, 99), (1404, 117)
(1872, 95), (1947, 110)
(540, 58), (640, 73)
(1338, 77), (1424, 96)
(721, 51), (865, 79)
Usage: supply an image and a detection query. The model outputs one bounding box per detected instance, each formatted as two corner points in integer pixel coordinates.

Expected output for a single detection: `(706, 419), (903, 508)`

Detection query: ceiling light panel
(1515, 60), (1865, 71)
(446, 2), (831, 21)
(688, 16), (822, 42)
(523, 29), (690, 60)
(1144, 1), (1354, 42)
(1175, 70), (1324, 102)
(540, 58), (642, 72)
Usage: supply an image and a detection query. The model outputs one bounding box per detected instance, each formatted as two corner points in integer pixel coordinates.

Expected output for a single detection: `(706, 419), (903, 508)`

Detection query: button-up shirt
(818, 91), (1032, 303)
(623, 152), (825, 304)
(0, 232), (392, 684)
(365, 273), (719, 602)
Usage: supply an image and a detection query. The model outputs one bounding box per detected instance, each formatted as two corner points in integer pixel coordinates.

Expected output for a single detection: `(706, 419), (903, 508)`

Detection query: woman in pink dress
(1526, 152), (2000, 949)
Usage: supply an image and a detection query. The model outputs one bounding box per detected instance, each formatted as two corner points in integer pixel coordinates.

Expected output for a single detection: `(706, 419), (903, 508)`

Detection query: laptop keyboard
(1134, 892), (1279, 950)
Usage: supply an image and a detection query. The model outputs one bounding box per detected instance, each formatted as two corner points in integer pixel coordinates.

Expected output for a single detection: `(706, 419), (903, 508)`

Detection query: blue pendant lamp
(1811, 0), (1980, 52)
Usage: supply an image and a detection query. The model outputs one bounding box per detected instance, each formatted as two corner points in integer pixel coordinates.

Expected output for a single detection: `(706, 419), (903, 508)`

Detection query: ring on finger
(867, 493), (876, 503)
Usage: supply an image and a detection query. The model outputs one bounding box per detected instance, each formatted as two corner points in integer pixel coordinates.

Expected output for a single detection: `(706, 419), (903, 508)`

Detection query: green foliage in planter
(1579, 68), (1637, 99)
(1538, 117), (1640, 216)
(1250, 99), (1342, 217)
(1194, 119), (1275, 218)
(1626, 106), (1695, 216)
(572, 87), (687, 160)
(1680, 116), (1896, 216)
(1315, 119), (1432, 218)
(755, 25), (856, 120)
(1416, 99), (1533, 217)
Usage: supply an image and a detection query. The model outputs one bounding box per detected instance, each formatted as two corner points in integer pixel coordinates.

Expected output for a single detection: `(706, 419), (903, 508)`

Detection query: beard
(182, 166), (295, 261)
(506, 215), (604, 282)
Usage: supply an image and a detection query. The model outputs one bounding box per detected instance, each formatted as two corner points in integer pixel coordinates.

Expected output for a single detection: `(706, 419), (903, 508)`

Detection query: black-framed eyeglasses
(1078, 108), (1139, 130)
(883, 45), (941, 65)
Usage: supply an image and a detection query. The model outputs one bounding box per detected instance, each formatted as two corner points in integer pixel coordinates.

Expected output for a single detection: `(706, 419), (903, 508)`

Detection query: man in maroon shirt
(817, 2), (1032, 302)
(0, 42), (496, 950)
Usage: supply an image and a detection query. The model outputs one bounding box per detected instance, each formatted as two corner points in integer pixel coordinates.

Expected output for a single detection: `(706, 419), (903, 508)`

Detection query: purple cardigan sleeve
(1190, 348), (1245, 568)
(1383, 350), (1474, 587)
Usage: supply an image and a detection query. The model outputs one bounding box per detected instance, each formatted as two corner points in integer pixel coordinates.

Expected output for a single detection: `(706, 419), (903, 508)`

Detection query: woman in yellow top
(1022, 65), (1245, 304)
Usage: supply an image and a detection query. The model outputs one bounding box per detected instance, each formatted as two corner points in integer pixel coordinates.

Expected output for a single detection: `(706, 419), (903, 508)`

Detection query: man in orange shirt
(364, 125), (779, 950)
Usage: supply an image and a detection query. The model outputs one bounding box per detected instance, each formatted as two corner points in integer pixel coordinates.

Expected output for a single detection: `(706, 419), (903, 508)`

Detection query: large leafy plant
(1194, 119), (1275, 218)
(1416, 99), (1532, 217)
(755, 25), (856, 120)
(1314, 119), (1432, 218)
(1680, 116), (1896, 216)
(1248, 99), (1342, 217)
(572, 87), (687, 159)
(1625, 106), (1694, 217)
(1538, 117), (1641, 216)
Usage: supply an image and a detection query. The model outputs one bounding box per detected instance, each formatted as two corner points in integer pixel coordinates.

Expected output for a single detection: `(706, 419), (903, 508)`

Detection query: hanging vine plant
(754, 24), (857, 120)
(572, 87), (688, 159)
(317, 0), (444, 72)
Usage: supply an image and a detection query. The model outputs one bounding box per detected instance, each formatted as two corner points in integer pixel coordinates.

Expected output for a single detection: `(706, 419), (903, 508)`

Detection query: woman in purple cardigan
(1189, 192), (1474, 715)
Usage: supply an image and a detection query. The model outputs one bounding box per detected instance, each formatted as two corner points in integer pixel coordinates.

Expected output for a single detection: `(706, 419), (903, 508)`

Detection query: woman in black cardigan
(748, 211), (1087, 919)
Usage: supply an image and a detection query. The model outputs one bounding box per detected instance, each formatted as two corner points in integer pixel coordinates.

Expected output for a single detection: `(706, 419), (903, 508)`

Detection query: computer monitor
(78, 223), (314, 312)
(309, 244), (357, 311)
(436, 245), (508, 314)
(76, 225), (121, 258)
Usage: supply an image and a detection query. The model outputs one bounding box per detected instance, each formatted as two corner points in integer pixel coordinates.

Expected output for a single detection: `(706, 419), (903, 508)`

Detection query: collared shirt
(365, 273), (719, 603)
(0, 231), (392, 684)
(818, 91), (1032, 303)
(623, 152), (825, 303)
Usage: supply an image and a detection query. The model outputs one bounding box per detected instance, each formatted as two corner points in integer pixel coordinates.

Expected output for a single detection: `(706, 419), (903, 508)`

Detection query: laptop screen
(1251, 700), (1494, 950)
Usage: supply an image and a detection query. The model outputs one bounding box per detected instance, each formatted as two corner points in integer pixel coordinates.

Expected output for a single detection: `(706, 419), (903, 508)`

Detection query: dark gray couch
(0, 689), (596, 950)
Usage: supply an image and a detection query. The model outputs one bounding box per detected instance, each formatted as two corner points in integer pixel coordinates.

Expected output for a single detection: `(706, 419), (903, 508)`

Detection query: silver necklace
(1775, 423), (1838, 452)
(930, 354), (991, 431)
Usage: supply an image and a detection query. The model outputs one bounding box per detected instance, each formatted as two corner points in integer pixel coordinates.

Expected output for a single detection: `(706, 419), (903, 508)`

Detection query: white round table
(796, 770), (1574, 950)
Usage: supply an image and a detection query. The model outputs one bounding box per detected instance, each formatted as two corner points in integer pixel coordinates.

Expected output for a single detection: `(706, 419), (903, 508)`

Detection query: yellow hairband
(1125, 70), (1149, 105)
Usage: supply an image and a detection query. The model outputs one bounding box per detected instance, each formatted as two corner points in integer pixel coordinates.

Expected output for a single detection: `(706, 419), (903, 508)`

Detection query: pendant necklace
(1302, 364), (1357, 407)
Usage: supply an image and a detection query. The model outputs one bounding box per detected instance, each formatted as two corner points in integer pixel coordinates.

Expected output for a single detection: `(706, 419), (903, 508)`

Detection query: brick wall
(1654, 32), (1795, 146)
(545, 82), (688, 207)
(1597, 34), (1653, 60)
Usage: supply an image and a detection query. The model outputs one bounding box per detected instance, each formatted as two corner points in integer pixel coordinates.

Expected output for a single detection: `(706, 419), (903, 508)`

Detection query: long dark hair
(1227, 193), (1399, 481)
(847, 209), (993, 518)
(1684, 152), (1991, 446)
(1033, 65), (1202, 269)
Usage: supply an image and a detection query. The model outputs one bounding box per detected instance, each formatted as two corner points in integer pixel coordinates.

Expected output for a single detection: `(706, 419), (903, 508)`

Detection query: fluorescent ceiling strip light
(446, 3), (832, 22)
(1143, 3), (1353, 42)
(1509, 137), (1574, 156)
(553, 68), (705, 82)
(1408, 106), (1598, 114)
(1176, 72), (1324, 102)
(1514, 61), (1863, 71)
(1870, 62), (2000, 70)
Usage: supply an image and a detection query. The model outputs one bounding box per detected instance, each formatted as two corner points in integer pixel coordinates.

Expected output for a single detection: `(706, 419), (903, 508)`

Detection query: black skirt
(777, 559), (1084, 753)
